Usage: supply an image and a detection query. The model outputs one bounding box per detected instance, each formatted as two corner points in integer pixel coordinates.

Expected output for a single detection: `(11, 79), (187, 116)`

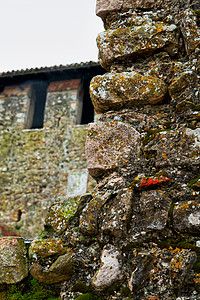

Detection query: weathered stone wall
(0, 1), (200, 299)
(0, 85), (32, 128)
(45, 79), (83, 127)
(0, 79), (94, 239)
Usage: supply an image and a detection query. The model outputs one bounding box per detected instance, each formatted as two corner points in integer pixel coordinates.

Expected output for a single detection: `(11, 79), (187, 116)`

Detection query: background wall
(0, 79), (95, 239)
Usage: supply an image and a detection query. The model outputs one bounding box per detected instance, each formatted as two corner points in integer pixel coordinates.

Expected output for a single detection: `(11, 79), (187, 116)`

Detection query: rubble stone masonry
(0, 0), (200, 299)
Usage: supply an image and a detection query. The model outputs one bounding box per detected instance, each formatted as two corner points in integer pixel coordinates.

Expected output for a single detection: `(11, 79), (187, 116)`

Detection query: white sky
(0, 0), (104, 72)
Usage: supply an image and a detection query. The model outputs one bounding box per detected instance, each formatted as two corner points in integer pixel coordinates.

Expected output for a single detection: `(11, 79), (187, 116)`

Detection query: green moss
(188, 174), (200, 188)
(142, 128), (173, 146)
(193, 262), (200, 272)
(194, 104), (200, 111)
(120, 286), (131, 297)
(75, 293), (101, 300)
(194, 10), (200, 18)
(157, 238), (200, 264)
(0, 276), (61, 300)
(155, 170), (170, 178)
(142, 129), (162, 146)
(168, 202), (175, 224)
(122, 242), (143, 252)
(71, 282), (92, 293)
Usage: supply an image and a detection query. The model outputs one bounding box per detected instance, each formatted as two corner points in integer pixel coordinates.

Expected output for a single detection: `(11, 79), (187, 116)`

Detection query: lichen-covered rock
(173, 199), (200, 234)
(96, 0), (154, 19)
(0, 237), (28, 284)
(129, 247), (197, 298)
(30, 251), (76, 284)
(125, 190), (172, 244)
(144, 128), (200, 169)
(128, 250), (153, 291)
(85, 121), (140, 179)
(97, 22), (178, 69)
(92, 244), (123, 290)
(90, 72), (168, 113)
(79, 191), (111, 235)
(44, 194), (91, 234)
(168, 70), (199, 104)
(139, 190), (171, 230)
(170, 248), (197, 286)
(101, 188), (133, 238)
(180, 9), (200, 55)
(29, 237), (66, 259)
(137, 176), (171, 189)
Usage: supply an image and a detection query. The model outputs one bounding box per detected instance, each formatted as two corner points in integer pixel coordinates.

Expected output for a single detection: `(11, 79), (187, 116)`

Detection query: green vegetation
(188, 174), (200, 188)
(142, 128), (172, 146)
(0, 277), (60, 300)
(75, 293), (101, 300)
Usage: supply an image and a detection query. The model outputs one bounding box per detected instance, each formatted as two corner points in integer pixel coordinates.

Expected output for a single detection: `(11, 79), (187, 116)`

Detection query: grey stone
(173, 199), (200, 234)
(128, 251), (153, 291)
(85, 121), (140, 179)
(139, 190), (171, 230)
(0, 237), (28, 284)
(97, 22), (178, 69)
(96, 0), (154, 19)
(144, 128), (200, 169)
(180, 9), (200, 55)
(45, 194), (91, 235)
(79, 191), (111, 235)
(90, 72), (168, 113)
(92, 244), (123, 290)
(101, 188), (133, 237)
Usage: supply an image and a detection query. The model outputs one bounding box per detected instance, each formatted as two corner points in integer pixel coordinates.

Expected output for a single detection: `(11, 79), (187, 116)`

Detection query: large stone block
(0, 237), (28, 284)
(168, 70), (198, 104)
(29, 237), (66, 259)
(173, 199), (200, 234)
(128, 247), (197, 297)
(101, 188), (133, 237)
(85, 121), (140, 179)
(30, 252), (76, 284)
(144, 128), (200, 169)
(92, 244), (123, 290)
(180, 9), (200, 55)
(44, 194), (91, 235)
(90, 72), (168, 114)
(97, 22), (178, 69)
(96, 0), (154, 19)
(139, 190), (171, 231)
(79, 191), (111, 235)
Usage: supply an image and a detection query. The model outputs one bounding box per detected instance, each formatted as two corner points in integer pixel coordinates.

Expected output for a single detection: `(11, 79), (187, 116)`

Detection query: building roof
(0, 61), (106, 90)
(0, 61), (101, 78)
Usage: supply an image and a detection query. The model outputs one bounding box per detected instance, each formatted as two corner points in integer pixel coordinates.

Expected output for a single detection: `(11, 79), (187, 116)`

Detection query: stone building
(0, 62), (105, 239)
(0, 1), (200, 299)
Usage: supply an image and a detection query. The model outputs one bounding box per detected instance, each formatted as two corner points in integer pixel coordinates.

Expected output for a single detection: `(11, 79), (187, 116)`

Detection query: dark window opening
(80, 77), (94, 125)
(24, 81), (48, 129)
(17, 209), (22, 222)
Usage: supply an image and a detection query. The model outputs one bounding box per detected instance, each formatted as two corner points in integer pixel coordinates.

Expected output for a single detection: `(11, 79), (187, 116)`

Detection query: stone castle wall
(0, 79), (94, 239)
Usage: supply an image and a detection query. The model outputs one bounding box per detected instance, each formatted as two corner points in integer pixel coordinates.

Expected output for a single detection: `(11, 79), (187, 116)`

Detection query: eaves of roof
(0, 61), (100, 78)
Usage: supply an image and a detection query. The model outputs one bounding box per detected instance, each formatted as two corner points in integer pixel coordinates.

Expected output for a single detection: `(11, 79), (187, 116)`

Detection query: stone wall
(0, 85), (32, 128)
(45, 79), (83, 127)
(0, 79), (94, 239)
(0, 1), (200, 299)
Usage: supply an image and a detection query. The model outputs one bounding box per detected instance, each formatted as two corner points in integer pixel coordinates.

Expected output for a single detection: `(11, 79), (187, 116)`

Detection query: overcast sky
(0, 0), (104, 72)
